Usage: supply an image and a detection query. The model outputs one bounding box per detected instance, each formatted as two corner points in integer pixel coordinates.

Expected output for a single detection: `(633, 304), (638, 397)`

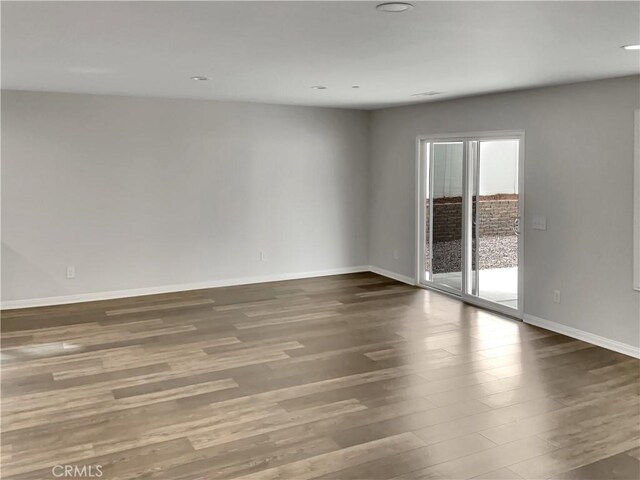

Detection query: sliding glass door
(418, 132), (523, 318)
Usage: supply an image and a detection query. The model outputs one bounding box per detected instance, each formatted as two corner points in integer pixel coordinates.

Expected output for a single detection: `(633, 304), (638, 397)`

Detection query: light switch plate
(532, 215), (547, 231)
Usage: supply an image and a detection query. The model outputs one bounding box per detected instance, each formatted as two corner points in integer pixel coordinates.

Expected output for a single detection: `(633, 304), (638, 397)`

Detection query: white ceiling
(2, 1), (639, 110)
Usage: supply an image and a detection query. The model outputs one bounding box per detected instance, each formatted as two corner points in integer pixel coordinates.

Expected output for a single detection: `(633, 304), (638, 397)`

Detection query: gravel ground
(429, 235), (518, 274)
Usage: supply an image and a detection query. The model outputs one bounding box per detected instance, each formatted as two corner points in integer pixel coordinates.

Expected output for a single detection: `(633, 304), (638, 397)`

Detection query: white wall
(431, 141), (519, 198)
(370, 76), (640, 349)
(1, 91), (370, 303)
(478, 140), (519, 196)
(431, 143), (463, 198)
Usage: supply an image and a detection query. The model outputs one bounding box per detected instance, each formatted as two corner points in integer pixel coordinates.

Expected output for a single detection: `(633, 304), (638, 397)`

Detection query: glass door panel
(429, 142), (464, 293)
(469, 140), (520, 310)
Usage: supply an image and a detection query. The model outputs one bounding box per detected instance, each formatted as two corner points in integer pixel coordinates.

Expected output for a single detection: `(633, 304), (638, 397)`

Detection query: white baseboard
(0, 266), (370, 310)
(368, 265), (416, 286)
(524, 314), (640, 359)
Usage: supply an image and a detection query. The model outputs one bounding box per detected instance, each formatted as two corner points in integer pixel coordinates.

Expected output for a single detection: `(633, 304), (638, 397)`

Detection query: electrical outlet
(393, 249), (399, 260)
(66, 266), (76, 279)
(553, 290), (561, 303)
(260, 251), (266, 262)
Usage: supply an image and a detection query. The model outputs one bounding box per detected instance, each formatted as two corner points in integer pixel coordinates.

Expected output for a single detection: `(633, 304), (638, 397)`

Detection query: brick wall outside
(477, 198), (519, 237)
(426, 195), (518, 242)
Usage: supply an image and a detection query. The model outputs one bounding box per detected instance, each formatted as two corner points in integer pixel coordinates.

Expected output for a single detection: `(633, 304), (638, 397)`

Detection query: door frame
(415, 130), (525, 319)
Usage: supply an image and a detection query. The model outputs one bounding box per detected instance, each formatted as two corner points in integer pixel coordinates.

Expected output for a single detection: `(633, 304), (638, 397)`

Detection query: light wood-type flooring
(1, 273), (638, 479)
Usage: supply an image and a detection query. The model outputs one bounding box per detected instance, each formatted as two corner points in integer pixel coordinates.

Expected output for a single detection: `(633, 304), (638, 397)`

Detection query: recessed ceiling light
(622, 44), (640, 50)
(376, 2), (414, 13)
(69, 66), (115, 75)
(190, 76), (211, 81)
(310, 86), (327, 90)
(411, 91), (442, 97)
(352, 85), (360, 89)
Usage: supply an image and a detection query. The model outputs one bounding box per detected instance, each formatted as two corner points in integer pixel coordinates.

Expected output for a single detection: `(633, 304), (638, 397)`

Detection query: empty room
(1, 1), (639, 479)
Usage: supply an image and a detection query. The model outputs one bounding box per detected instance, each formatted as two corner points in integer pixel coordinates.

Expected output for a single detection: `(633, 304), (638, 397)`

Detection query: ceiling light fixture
(190, 76), (211, 81)
(622, 44), (640, 50)
(376, 2), (414, 13)
(411, 91), (442, 97)
(352, 85), (360, 89)
(310, 85), (327, 90)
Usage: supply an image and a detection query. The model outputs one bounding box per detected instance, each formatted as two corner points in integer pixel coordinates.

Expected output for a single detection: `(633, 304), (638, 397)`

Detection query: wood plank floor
(1, 272), (638, 479)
